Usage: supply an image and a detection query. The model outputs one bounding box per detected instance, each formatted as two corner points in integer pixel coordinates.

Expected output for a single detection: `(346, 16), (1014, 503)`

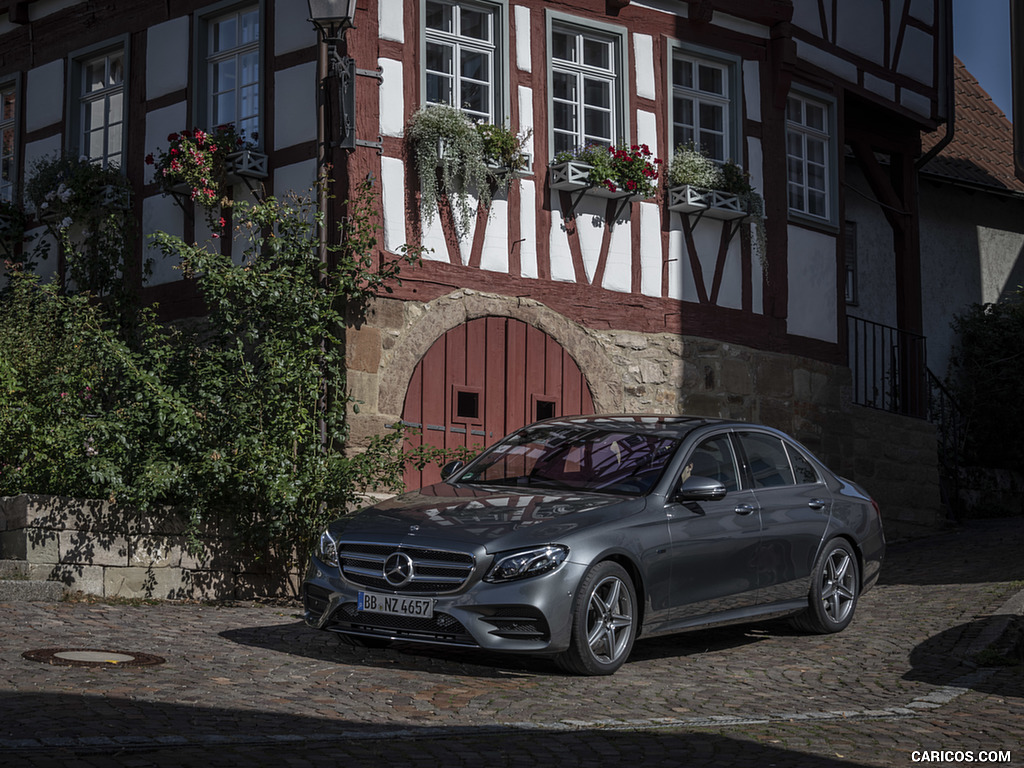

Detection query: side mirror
(676, 475), (727, 502)
(440, 460), (466, 481)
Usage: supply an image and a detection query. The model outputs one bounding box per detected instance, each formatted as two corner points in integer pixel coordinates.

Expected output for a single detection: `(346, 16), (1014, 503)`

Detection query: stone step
(0, 560), (65, 602)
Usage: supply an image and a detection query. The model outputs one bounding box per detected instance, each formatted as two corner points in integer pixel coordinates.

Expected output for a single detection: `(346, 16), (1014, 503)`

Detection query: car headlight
(484, 545), (569, 583)
(317, 528), (339, 568)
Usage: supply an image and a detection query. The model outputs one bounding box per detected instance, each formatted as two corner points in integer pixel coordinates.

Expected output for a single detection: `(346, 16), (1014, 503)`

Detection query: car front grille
(338, 542), (475, 594)
(328, 601), (476, 645)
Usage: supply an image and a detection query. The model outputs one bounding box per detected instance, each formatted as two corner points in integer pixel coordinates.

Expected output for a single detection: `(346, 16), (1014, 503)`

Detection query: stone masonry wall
(348, 289), (945, 538)
(0, 495), (298, 600)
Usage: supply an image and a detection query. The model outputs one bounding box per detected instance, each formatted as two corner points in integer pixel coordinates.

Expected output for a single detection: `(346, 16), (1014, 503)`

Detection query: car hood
(328, 482), (644, 551)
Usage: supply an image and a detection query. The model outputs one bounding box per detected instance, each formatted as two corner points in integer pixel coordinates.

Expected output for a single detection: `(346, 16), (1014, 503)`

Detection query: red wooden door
(401, 317), (595, 488)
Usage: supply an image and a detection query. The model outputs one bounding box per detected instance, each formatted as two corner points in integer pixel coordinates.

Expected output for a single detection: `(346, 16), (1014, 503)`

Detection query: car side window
(786, 444), (820, 484)
(739, 433), (795, 488)
(680, 435), (740, 492)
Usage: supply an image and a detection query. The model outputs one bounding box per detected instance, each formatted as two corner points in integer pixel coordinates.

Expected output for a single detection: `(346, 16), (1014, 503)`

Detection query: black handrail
(847, 316), (928, 418)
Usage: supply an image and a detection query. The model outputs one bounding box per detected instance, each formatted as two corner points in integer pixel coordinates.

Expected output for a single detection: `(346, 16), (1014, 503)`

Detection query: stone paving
(1, 518), (1022, 767)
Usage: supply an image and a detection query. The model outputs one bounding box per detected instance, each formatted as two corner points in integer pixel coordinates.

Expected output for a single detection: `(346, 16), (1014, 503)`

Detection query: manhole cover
(22, 648), (166, 667)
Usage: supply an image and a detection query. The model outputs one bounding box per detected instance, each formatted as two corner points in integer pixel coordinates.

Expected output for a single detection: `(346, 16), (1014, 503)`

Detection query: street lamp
(308, 0), (358, 151)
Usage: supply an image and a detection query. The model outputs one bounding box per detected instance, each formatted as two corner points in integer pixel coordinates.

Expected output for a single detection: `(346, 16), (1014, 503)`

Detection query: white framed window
(78, 49), (125, 168)
(549, 20), (624, 155)
(424, 0), (501, 123)
(786, 92), (833, 222)
(205, 5), (260, 140)
(1, 82), (15, 202)
(670, 50), (735, 162)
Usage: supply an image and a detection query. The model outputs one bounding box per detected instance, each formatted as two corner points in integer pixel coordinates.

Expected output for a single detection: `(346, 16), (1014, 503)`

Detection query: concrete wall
(0, 495), (298, 600)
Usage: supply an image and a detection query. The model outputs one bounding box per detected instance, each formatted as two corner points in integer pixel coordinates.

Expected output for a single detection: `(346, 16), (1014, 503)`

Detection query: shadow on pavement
(220, 619), (776, 677)
(0, 691), (881, 767)
(904, 615), (1024, 699)
(878, 518), (1024, 586)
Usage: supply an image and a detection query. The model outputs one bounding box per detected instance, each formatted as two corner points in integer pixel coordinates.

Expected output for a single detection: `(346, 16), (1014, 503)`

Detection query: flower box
(549, 160), (651, 201)
(667, 184), (746, 220)
(226, 149), (268, 181)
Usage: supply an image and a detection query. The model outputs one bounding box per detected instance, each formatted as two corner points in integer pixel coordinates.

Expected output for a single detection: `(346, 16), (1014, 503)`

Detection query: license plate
(358, 591), (434, 619)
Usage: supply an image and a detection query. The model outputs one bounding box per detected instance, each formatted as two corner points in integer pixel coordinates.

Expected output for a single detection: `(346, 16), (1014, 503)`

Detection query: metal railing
(927, 368), (967, 520)
(847, 316), (928, 419)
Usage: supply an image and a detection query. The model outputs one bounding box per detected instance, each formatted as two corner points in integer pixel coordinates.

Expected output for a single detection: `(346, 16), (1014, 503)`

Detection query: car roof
(529, 413), (731, 439)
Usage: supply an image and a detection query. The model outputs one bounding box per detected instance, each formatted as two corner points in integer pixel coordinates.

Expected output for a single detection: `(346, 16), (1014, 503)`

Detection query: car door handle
(807, 499), (827, 510)
(734, 504), (755, 516)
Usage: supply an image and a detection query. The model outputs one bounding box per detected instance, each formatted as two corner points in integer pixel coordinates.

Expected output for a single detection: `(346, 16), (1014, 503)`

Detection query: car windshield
(453, 424), (681, 496)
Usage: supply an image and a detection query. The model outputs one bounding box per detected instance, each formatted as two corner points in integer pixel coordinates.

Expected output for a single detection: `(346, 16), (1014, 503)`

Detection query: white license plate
(358, 591), (434, 619)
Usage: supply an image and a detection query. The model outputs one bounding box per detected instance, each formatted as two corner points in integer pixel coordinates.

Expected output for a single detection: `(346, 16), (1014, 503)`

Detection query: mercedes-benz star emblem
(383, 552), (415, 587)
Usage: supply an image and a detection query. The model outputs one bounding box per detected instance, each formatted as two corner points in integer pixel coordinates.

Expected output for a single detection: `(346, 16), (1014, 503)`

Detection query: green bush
(0, 179), (425, 571)
(948, 288), (1024, 470)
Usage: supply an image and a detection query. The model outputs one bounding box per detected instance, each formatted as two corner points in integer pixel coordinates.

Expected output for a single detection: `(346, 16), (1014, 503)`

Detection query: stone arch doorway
(402, 317), (595, 488)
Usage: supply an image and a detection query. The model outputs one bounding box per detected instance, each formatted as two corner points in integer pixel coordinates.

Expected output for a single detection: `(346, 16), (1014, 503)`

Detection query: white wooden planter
(549, 160), (651, 201)
(226, 149), (269, 180)
(667, 184), (746, 220)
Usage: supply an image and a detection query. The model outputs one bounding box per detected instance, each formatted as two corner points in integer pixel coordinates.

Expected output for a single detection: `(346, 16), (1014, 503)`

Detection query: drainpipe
(916, 0), (955, 170)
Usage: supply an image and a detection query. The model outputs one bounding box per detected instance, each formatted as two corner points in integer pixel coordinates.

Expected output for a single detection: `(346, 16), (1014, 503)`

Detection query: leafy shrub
(948, 288), (1024, 470)
(0, 179), (426, 572)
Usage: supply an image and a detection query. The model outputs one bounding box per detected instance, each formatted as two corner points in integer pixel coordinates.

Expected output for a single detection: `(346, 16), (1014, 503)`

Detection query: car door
(735, 431), (833, 606)
(660, 433), (762, 625)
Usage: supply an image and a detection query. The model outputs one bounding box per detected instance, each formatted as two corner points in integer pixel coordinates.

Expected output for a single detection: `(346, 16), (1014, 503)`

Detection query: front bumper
(303, 555), (588, 655)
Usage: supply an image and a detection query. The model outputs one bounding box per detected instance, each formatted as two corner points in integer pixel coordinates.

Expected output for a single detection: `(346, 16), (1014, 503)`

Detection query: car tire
(555, 561), (637, 676)
(791, 538), (860, 634)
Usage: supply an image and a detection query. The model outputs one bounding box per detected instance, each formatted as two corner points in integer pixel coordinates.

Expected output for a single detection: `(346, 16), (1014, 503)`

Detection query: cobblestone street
(2, 519), (1023, 767)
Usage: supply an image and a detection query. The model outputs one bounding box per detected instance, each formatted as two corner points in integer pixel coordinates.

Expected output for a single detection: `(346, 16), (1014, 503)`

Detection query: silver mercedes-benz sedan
(303, 415), (885, 675)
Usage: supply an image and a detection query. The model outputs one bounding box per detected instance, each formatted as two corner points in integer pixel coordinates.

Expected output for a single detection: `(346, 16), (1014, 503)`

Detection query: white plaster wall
(633, 33), (655, 100)
(147, 17), (189, 100)
(639, 201), (661, 297)
(836, 1), (885, 66)
(276, 1), (316, 54)
(142, 195), (185, 286)
(519, 179), (538, 278)
(518, 86), (534, 160)
(379, 58), (405, 137)
(896, 25), (935, 87)
(381, 155), (406, 254)
(515, 6), (531, 72)
(273, 158), (317, 198)
(26, 60), (64, 132)
(479, 196), (509, 273)
(379, 0), (405, 43)
(145, 102), (188, 184)
(787, 226), (838, 343)
(636, 110), (657, 156)
(274, 63), (317, 150)
(918, 183), (1024, 376)
(845, 164), (898, 329)
(602, 218), (632, 293)
(743, 60), (760, 124)
(549, 204), (576, 283)
(23, 136), (62, 208)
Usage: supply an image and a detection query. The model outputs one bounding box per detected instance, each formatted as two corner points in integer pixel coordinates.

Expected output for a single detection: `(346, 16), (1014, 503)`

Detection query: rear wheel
(792, 538), (860, 634)
(556, 561), (637, 676)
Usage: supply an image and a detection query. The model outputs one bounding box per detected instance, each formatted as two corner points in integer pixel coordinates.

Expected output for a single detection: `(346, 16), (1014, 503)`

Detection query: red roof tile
(920, 57), (1024, 193)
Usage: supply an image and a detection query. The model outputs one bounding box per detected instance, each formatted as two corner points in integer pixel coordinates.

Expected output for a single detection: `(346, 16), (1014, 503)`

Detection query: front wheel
(556, 561), (637, 676)
(792, 538), (860, 634)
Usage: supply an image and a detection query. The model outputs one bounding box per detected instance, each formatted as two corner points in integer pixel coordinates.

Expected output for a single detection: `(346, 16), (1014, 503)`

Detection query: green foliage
(146, 124), (252, 232)
(407, 105), (490, 239)
(554, 143), (661, 197)
(476, 122), (531, 191)
(948, 288), (1024, 470)
(23, 153), (136, 302)
(666, 141), (724, 189)
(0, 179), (426, 573)
(0, 197), (28, 259)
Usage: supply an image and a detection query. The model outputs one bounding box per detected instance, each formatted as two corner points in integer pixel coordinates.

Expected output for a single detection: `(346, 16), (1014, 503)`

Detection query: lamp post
(308, 0), (358, 152)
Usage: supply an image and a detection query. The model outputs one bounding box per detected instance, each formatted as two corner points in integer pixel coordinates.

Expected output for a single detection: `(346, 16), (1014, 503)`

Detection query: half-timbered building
(0, 0), (958, 533)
